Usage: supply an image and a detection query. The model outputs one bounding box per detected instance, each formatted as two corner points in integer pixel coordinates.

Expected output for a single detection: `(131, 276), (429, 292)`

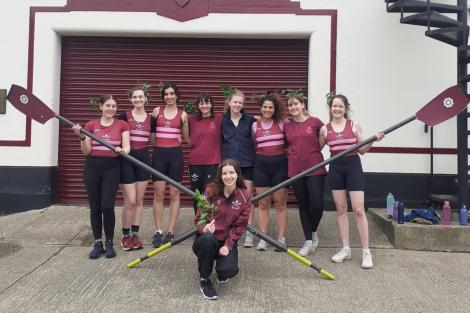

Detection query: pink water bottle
(442, 201), (451, 225)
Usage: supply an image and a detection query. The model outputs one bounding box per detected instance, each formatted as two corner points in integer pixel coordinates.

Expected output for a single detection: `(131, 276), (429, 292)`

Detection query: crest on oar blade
(416, 85), (469, 126)
(7, 84), (56, 124)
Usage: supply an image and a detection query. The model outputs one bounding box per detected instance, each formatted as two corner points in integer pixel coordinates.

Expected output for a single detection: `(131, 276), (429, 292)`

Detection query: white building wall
(0, 0), (462, 175)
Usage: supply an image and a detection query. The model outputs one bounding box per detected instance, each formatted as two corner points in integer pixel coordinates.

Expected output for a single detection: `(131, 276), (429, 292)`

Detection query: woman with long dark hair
(193, 159), (252, 300)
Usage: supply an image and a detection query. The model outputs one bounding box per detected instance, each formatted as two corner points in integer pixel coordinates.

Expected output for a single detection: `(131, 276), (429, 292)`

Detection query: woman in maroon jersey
(188, 92), (222, 213)
(193, 159), (252, 300)
(72, 95), (130, 259)
(284, 94), (326, 257)
(151, 82), (190, 248)
(252, 94), (288, 251)
(319, 94), (383, 269)
(118, 86), (156, 251)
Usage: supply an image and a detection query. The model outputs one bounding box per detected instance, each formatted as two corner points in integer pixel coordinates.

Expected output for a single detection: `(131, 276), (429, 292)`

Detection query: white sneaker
(256, 239), (268, 251)
(312, 232), (319, 249)
(243, 232), (254, 248)
(331, 247), (351, 263)
(298, 240), (314, 256)
(274, 237), (286, 252)
(362, 249), (373, 269)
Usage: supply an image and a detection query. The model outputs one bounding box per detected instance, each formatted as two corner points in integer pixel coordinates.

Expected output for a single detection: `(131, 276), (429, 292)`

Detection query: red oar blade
(7, 84), (56, 124)
(416, 85), (469, 126)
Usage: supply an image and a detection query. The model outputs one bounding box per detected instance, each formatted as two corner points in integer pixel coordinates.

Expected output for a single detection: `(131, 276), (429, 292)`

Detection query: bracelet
(79, 136), (86, 141)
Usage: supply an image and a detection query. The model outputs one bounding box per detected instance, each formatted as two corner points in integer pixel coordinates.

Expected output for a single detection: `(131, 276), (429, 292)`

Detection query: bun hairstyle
(128, 86), (148, 98)
(328, 94), (351, 120)
(98, 95), (115, 105)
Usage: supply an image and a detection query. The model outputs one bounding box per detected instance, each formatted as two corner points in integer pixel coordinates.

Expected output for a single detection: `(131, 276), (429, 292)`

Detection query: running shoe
(163, 232), (174, 244)
(104, 239), (116, 258)
(120, 235), (133, 251)
(331, 247), (352, 263)
(152, 232), (163, 248)
(89, 241), (104, 259)
(200, 279), (218, 300)
(131, 234), (143, 250)
(362, 249), (373, 269)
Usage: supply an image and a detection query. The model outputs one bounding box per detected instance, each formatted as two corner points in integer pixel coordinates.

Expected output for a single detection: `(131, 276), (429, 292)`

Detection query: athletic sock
(155, 229), (163, 234)
(131, 225), (140, 235)
(122, 228), (130, 236)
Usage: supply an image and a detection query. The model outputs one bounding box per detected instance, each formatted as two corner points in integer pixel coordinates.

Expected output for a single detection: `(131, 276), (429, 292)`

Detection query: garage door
(58, 36), (309, 204)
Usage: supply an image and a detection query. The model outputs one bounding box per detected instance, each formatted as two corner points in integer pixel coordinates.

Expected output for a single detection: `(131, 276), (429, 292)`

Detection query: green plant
(281, 88), (307, 100)
(219, 84), (235, 98)
(194, 189), (217, 226)
(325, 91), (336, 106)
(89, 96), (100, 109)
(183, 101), (194, 113)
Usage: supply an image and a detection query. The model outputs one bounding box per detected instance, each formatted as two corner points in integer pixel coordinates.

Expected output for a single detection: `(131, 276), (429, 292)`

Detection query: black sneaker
(163, 232), (174, 244)
(104, 239), (116, 258)
(200, 279), (218, 300)
(217, 276), (229, 284)
(152, 232), (163, 248)
(89, 241), (104, 259)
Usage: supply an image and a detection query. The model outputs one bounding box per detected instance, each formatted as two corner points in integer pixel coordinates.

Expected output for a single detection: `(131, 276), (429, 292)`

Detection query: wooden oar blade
(416, 85), (469, 126)
(7, 84), (56, 124)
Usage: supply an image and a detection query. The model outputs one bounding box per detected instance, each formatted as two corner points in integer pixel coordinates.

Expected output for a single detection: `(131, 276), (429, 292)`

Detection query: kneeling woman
(193, 159), (252, 300)
(72, 95), (130, 259)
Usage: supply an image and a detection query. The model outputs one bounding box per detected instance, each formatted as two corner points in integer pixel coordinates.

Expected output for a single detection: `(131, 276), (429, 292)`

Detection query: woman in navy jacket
(221, 89), (256, 247)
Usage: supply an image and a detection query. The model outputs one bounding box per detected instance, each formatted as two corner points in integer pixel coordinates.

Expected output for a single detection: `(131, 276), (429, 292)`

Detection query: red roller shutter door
(58, 36), (309, 205)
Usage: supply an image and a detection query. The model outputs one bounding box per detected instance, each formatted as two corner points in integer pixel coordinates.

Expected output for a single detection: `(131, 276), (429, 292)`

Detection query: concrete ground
(0, 205), (469, 313)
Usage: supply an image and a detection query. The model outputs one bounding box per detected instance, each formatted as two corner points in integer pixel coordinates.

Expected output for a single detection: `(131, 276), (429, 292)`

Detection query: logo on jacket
(102, 134), (111, 142)
(164, 120), (172, 128)
(135, 122), (143, 130)
(263, 129), (271, 136)
(231, 200), (241, 210)
(191, 173), (199, 181)
(305, 126), (313, 134)
(335, 132), (344, 140)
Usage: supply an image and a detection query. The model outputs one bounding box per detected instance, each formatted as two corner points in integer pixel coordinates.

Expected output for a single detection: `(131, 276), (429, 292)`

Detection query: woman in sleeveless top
(319, 94), (384, 269)
(151, 82), (190, 248)
(119, 86), (156, 251)
(251, 94), (288, 251)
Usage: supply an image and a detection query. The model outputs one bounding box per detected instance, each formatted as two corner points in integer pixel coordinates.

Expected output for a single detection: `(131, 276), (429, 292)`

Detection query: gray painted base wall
(0, 166), (458, 214)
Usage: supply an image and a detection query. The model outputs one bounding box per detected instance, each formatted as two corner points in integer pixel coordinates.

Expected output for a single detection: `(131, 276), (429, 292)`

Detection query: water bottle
(392, 201), (399, 221)
(442, 201), (451, 225)
(459, 204), (468, 226)
(397, 202), (405, 224)
(386, 193), (395, 219)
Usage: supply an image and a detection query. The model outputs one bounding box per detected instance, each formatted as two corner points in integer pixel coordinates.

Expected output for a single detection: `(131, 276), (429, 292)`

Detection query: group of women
(72, 82), (383, 300)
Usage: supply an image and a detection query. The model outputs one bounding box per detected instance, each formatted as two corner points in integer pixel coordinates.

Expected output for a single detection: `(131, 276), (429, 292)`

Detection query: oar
(127, 228), (197, 268)
(247, 225), (334, 280)
(8, 84), (334, 278)
(253, 85), (469, 201)
(7, 84), (195, 197)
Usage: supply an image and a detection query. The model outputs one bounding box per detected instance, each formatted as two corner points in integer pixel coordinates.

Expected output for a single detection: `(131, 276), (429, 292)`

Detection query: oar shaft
(56, 114), (196, 197)
(252, 115), (417, 202)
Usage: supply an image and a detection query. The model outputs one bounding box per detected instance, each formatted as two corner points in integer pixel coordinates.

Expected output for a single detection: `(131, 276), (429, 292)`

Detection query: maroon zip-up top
(195, 187), (252, 250)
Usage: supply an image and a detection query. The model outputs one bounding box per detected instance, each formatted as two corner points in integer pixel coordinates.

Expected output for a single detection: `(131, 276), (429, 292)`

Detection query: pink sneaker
(131, 234), (143, 250)
(120, 235), (133, 251)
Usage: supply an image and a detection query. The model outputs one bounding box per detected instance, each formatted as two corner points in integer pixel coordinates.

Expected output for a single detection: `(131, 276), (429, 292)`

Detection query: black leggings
(189, 164), (218, 213)
(293, 174), (325, 240)
(83, 156), (120, 241)
(192, 233), (239, 280)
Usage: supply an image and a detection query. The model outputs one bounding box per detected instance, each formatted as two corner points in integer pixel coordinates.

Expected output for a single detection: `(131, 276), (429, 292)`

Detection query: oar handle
(56, 114), (196, 197)
(252, 115), (417, 202)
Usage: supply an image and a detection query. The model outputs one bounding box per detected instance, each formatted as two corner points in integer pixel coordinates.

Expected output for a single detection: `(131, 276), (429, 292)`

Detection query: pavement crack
(0, 230), (82, 296)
